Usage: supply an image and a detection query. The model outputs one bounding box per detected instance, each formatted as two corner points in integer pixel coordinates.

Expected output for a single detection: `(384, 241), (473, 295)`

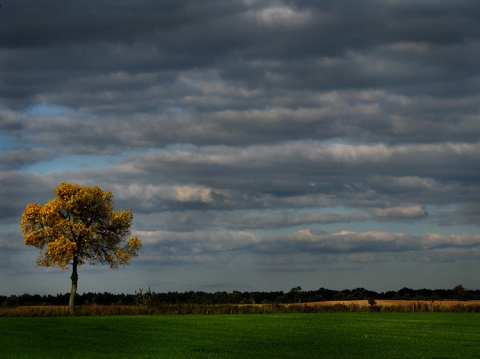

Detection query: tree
(453, 284), (468, 301)
(289, 286), (302, 303)
(20, 182), (141, 314)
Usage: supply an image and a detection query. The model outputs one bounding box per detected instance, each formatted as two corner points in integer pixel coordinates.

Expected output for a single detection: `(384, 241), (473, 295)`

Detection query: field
(301, 299), (480, 310)
(2, 299), (480, 317)
(1, 313), (479, 358)
(306, 299), (480, 307)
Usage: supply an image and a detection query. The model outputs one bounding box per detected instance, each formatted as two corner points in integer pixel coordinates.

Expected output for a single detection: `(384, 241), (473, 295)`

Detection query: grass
(3, 300), (480, 317)
(1, 313), (479, 358)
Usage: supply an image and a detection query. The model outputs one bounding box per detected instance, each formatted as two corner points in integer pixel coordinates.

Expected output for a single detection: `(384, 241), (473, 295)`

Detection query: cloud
(138, 210), (365, 232)
(113, 183), (224, 204)
(134, 228), (480, 268)
(371, 205), (427, 220)
(1, 0), (480, 293)
(0, 148), (53, 171)
(252, 4), (313, 28)
(119, 141), (480, 211)
(0, 172), (58, 223)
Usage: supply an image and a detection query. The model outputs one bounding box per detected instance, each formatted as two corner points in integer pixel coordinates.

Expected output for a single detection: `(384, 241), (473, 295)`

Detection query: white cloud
(253, 5), (312, 27)
(113, 183), (227, 205)
(371, 205), (427, 219)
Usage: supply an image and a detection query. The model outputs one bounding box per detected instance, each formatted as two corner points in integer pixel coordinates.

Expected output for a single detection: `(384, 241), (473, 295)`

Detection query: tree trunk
(68, 256), (78, 314)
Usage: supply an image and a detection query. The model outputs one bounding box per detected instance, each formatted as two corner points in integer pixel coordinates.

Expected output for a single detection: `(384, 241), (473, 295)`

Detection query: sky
(1, 0), (480, 296)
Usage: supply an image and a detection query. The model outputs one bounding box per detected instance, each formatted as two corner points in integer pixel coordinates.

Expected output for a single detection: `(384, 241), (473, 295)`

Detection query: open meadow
(1, 313), (479, 358)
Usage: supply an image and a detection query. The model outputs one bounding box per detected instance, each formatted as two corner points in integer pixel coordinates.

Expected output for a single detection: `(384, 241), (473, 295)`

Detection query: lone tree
(20, 182), (141, 314)
(289, 286), (303, 303)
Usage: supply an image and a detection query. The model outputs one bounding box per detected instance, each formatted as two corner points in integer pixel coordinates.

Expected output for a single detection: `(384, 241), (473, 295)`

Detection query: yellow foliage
(20, 182), (142, 269)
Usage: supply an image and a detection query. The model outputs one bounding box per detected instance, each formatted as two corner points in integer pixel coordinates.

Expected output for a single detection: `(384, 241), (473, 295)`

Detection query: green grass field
(1, 313), (479, 358)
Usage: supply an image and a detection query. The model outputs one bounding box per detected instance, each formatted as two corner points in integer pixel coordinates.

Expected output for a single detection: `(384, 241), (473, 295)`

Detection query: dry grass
(302, 299), (480, 307)
(2, 300), (480, 316)
(292, 299), (480, 313)
(0, 305), (145, 317)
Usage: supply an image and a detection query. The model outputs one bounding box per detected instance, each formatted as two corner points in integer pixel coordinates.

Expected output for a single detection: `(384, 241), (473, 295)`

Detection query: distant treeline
(1, 285), (477, 308)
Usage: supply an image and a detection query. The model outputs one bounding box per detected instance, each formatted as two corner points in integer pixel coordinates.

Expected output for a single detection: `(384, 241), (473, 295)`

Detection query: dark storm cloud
(120, 141), (480, 199)
(48, 139), (476, 231)
(135, 210), (365, 232)
(1, 0), (480, 293)
(1, 0), (478, 203)
(14, 137), (471, 218)
(0, 172), (56, 222)
(135, 228), (480, 269)
(0, 149), (50, 171)
(2, 0), (479, 114)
